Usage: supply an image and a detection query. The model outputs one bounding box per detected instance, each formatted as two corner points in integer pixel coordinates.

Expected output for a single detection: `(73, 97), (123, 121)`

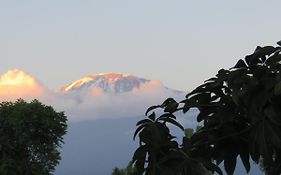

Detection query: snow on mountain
(0, 69), (185, 121)
(60, 73), (149, 93)
(55, 72), (186, 121)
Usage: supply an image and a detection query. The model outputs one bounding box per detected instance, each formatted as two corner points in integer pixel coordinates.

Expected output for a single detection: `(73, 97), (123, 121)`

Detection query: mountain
(0, 69), (262, 175)
(56, 72), (186, 121)
(60, 73), (149, 93)
(0, 69), (185, 121)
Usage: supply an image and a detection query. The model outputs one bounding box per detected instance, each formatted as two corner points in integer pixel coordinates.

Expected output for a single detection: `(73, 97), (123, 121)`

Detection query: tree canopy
(112, 161), (137, 175)
(0, 99), (67, 175)
(133, 41), (281, 175)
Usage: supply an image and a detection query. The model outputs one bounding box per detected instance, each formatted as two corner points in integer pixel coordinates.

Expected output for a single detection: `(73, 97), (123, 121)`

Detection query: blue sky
(1, 0), (281, 91)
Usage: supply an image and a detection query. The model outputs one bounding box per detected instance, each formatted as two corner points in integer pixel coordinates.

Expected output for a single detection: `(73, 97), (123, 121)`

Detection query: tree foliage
(133, 41), (281, 175)
(112, 161), (137, 175)
(112, 168), (126, 175)
(0, 99), (67, 175)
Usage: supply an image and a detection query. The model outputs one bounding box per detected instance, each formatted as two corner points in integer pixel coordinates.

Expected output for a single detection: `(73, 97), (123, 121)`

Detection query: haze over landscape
(0, 68), (190, 174)
(1, 0), (281, 174)
(0, 69), (261, 174)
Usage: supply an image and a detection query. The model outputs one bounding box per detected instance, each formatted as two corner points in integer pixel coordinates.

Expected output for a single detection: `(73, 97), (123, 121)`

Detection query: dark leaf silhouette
(132, 41), (281, 175)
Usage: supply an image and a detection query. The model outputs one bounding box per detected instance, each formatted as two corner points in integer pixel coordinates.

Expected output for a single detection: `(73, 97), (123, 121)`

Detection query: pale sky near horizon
(1, 0), (281, 91)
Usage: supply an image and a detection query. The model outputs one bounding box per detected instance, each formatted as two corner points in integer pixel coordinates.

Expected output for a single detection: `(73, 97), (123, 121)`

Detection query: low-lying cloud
(0, 69), (186, 122)
(48, 80), (185, 121)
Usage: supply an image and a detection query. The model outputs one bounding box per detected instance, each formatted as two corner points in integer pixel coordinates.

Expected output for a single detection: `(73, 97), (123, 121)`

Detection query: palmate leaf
(133, 41), (281, 175)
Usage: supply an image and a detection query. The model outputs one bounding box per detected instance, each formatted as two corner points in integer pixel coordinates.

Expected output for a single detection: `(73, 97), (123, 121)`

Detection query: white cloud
(0, 69), (48, 101)
(0, 69), (186, 122)
(49, 80), (185, 121)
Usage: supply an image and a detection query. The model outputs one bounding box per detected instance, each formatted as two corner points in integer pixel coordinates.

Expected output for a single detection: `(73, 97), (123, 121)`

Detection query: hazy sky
(1, 0), (281, 91)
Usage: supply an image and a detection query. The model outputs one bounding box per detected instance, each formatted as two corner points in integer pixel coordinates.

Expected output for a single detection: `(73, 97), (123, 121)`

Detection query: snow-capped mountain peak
(60, 73), (149, 93)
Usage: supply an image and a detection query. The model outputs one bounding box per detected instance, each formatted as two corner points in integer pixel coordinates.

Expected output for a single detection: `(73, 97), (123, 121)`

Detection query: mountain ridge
(60, 73), (150, 93)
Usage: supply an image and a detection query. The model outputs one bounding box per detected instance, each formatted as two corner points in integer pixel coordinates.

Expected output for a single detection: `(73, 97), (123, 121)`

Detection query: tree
(112, 161), (137, 175)
(133, 41), (281, 175)
(0, 99), (67, 175)
(112, 167), (126, 175)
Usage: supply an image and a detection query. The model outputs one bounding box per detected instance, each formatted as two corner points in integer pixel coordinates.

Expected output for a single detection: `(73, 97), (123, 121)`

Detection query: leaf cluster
(133, 42), (281, 175)
(133, 99), (214, 175)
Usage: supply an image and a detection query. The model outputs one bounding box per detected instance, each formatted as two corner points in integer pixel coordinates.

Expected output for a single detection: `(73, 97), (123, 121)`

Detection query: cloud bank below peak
(0, 69), (186, 121)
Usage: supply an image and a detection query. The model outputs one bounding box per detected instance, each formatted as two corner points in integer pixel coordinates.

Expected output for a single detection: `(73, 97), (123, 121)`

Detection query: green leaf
(134, 124), (147, 140)
(265, 121), (281, 149)
(132, 145), (147, 162)
(182, 104), (190, 113)
(204, 77), (217, 83)
(197, 108), (215, 122)
(161, 98), (177, 106)
(164, 102), (179, 114)
(202, 161), (223, 175)
(240, 150), (250, 173)
(249, 129), (261, 162)
(274, 81), (281, 96)
(145, 105), (161, 116)
(249, 46), (278, 64)
(132, 146), (147, 173)
(158, 117), (184, 131)
(157, 113), (176, 121)
(218, 69), (230, 76)
(265, 52), (281, 66)
(265, 105), (281, 126)
(245, 55), (252, 66)
(136, 119), (152, 126)
(224, 153), (237, 175)
(184, 128), (194, 138)
(148, 112), (156, 121)
(233, 59), (247, 69)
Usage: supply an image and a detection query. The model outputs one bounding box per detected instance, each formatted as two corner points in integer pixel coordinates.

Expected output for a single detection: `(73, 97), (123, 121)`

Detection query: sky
(1, 0), (281, 91)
